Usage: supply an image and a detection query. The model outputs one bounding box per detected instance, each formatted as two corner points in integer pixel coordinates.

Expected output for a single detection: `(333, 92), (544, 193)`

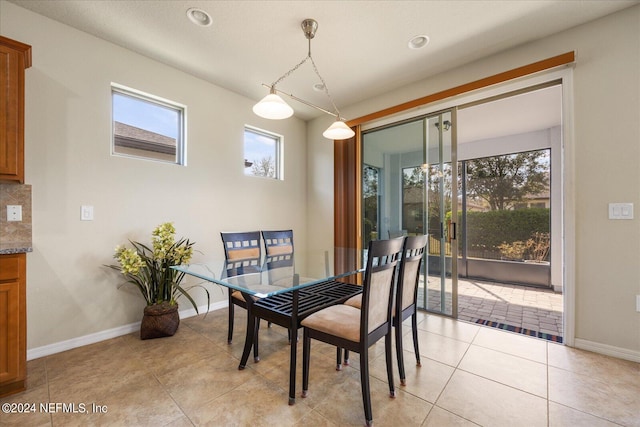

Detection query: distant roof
(114, 121), (176, 155)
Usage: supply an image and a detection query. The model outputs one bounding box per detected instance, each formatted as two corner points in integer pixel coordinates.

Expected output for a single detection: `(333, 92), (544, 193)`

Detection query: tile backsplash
(0, 183), (32, 253)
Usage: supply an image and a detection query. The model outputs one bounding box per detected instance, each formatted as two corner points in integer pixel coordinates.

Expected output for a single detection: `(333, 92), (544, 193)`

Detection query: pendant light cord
(269, 37), (342, 119)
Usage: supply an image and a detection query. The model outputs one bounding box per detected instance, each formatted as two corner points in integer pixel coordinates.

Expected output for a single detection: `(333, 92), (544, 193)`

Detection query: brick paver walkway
(420, 277), (564, 339)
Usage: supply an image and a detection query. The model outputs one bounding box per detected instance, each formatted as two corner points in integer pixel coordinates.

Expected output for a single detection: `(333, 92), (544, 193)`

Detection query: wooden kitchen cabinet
(0, 253), (26, 397)
(0, 36), (31, 183)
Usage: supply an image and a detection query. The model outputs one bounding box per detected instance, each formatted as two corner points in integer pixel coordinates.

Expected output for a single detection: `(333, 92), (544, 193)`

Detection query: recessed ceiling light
(408, 35), (429, 49)
(186, 8), (212, 27)
(313, 83), (325, 92)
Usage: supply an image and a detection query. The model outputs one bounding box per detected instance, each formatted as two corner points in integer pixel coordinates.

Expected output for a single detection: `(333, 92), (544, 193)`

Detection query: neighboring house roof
(113, 121), (176, 155)
(523, 189), (550, 200)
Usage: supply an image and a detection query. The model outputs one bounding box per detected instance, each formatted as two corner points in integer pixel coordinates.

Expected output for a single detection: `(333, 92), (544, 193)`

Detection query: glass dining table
(172, 249), (363, 404)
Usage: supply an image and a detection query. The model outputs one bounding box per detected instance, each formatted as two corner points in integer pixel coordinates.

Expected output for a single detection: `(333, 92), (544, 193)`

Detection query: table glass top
(172, 249), (362, 298)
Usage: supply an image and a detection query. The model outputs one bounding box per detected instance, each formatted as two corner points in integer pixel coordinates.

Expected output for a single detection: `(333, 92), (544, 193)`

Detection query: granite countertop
(0, 243), (33, 254)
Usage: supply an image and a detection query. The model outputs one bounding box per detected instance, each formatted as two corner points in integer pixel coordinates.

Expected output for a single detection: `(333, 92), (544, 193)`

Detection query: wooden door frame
(334, 127), (362, 275)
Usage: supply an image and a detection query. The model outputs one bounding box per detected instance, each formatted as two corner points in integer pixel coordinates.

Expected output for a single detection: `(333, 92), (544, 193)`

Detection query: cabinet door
(0, 43), (25, 182)
(0, 280), (20, 383)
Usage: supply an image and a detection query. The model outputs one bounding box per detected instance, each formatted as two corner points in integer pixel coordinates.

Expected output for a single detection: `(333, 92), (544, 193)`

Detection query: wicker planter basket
(140, 302), (179, 340)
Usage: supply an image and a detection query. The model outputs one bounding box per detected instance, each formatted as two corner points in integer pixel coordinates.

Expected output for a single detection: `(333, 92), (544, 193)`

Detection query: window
(244, 126), (281, 179)
(363, 164), (380, 247)
(111, 84), (185, 164)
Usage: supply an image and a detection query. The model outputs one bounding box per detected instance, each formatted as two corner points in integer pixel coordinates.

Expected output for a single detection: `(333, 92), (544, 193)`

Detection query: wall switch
(81, 205), (94, 221)
(637, 295), (640, 312)
(7, 205), (22, 221)
(608, 203), (634, 220)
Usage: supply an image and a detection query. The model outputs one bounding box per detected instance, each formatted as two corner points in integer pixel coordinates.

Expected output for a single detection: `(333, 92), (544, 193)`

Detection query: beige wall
(308, 5), (640, 357)
(0, 2), (308, 350)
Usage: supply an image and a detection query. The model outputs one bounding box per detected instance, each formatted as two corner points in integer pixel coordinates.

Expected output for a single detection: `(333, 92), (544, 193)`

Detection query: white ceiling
(457, 84), (562, 144)
(8, 0), (638, 123)
(363, 84), (562, 156)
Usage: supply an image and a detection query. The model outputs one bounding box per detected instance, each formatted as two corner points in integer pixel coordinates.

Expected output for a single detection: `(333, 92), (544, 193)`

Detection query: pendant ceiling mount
(301, 19), (318, 40)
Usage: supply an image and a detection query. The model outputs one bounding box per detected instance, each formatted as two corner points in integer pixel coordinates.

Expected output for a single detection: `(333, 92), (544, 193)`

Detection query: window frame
(111, 83), (187, 165)
(243, 125), (283, 180)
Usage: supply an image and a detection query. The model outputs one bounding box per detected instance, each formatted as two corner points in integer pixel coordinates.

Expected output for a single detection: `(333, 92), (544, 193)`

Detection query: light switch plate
(81, 205), (94, 221)
(608, 203), (634, 220)
(7, 205), (22, 221)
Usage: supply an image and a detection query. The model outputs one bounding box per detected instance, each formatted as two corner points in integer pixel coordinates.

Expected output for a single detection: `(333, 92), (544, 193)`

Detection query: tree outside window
(244, 127), (281, 179)
(465, 150), (549, 211)
(363, 165), (379, 247)
(462, 149), (551, 262)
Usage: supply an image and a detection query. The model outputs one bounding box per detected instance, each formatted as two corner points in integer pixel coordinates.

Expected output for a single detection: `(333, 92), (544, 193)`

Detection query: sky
(244, 129), (276, 168)
(113, 92), (180, 139)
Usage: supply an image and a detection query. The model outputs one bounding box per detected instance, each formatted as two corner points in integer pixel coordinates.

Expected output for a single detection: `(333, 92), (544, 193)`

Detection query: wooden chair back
(396, 234), (428, 315)
(221, 231), (262, 261)
(261, 230), (294, 256)
(360, 236), (405, 340)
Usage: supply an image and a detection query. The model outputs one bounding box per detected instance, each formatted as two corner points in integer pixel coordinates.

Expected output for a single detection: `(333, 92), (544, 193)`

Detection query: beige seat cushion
(344, 294), (362, 309)
(301, 305), (361, 342)
(231, 291), (258, 302)
(231, 290), (245, 302)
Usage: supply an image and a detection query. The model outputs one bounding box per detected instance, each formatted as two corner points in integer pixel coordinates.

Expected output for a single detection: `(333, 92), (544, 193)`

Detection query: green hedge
(456, 208), (550, 249)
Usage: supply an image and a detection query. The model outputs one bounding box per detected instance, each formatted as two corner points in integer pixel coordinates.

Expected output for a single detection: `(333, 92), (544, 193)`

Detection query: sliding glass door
(362, 109), (458, 317)
(424, 111), (458, 316)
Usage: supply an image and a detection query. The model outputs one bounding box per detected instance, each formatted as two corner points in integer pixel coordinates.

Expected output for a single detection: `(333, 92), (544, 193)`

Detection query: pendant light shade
(252, 92), (294, 120)
(322, 120), (355, 140)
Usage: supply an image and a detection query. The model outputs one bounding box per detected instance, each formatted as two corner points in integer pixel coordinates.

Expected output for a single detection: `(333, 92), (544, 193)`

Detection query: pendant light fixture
(252, 19), (355, 141)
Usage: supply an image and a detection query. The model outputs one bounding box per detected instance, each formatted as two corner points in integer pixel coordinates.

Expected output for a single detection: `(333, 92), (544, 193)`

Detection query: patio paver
(421, 277), (564, 340)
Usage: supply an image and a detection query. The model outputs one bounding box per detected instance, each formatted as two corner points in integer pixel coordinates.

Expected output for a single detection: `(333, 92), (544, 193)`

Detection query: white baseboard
(27, 301), (227, 361)
(574, 338), (640, 363)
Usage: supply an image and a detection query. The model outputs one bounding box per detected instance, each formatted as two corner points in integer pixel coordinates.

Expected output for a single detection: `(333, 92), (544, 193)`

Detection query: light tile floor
(2, 308), (637, 426)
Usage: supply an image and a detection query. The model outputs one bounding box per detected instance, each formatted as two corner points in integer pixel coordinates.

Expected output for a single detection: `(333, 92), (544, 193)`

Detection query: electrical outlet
(7, 205), (22, 221)
(81, 205), (94, 221)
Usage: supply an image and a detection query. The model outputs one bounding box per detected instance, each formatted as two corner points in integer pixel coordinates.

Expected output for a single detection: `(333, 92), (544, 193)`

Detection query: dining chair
(220, 231), (262, 345)
(262, 253), (295, 287)
(388, 229), (408, 239)
(261, 229), (294, 256)
(300, 237), (405, 427)
(344, 234), (428, 385)
(262, 230), (295, 340)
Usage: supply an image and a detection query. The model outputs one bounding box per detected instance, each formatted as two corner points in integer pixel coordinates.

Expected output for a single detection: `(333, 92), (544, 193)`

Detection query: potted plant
(108, 222), (209, 339)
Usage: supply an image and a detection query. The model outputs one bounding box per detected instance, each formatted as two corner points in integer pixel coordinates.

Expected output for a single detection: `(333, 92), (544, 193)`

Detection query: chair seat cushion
(344, 294), (362, 309)
(231, 290), (245, 302)
(231, 291), (258, 302)
(301, 305), (361, 342)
